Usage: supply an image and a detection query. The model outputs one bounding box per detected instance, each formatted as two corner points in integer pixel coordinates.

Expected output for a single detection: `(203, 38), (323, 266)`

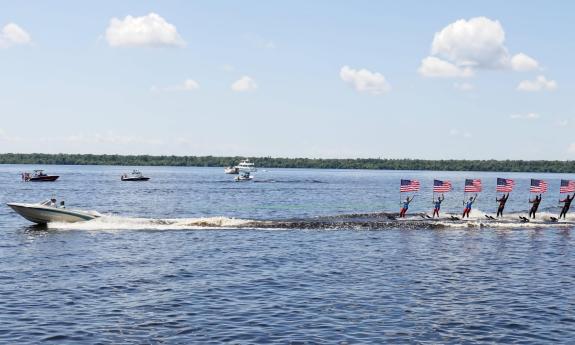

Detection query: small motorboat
(22, 170), (59, 182)
(235, 171), (254, 182)
(121, 170), (150, 181)
(7, 199), (100, 224)
(224, 166), (239, 174)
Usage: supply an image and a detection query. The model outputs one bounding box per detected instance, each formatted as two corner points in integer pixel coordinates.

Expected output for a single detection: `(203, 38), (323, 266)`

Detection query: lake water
(1, 165), (574, 343)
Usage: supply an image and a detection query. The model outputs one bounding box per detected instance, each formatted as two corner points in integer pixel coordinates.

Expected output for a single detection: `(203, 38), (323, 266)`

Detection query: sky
(0, 0), (573, 160)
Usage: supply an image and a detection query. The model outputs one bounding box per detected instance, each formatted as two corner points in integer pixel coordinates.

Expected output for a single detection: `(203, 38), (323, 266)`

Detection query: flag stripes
(400, 179), (420, 192)
(560, 179), (575, 193)
(464, 179), (482, 193)
(530, 179), (548, 193)
(496, 178), (515, 192)
(433, 179), (452, 193)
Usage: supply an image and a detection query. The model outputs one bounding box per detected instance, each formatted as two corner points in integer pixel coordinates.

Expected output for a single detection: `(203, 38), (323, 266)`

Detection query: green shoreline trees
(1, 153), (574, 173)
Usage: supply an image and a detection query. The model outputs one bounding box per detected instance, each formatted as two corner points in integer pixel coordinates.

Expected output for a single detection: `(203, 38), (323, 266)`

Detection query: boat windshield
(39, 199), (56, 206)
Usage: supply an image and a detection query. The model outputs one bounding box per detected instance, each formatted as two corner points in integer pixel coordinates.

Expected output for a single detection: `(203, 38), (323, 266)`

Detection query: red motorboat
(22, 170), (60, 182)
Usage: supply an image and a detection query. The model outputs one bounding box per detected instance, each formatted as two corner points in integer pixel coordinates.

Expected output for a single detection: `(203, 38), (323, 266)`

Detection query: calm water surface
(1, 165), (574, 344)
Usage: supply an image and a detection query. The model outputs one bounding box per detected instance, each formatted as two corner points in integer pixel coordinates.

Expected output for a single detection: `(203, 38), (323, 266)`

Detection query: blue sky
(0, 1), (573, 159)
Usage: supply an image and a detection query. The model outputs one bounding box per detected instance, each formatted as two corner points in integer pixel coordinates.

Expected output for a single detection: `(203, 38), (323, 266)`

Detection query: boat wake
(47, 215), (259, 231)
(45, 208), (575, 231)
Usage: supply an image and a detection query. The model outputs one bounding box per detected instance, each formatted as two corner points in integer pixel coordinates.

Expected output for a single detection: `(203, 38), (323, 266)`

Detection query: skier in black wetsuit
(529, 194), (542, 219)
(559, 193), (575, 219)
(496, 193), (509, 217)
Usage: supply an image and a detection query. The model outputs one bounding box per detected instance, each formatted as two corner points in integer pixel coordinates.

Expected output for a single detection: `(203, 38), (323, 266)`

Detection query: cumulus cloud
(510, 112), (540, 120)
(105, 13), (185, 47)
(517, 75), (557, 92)
(418, 57), (473, 78)
(231, 76), (257, 92)
(152, 79), (200, 92)
(419, 17), (540, 77)
(431, 17), (509, 69)
(0, 23), (31, 48)
(339, 65), (391, 95)
(511, 53), (539, 71)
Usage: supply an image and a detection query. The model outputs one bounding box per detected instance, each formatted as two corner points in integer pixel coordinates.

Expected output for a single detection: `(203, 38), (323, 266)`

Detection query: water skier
(432, 194), (444, 218)
(399, 195), (415, 218)
(462, 194), (478, 218)
(529, 194), (542, 219)
(559, 193), (575, 219)
(496, 193), (509, 217)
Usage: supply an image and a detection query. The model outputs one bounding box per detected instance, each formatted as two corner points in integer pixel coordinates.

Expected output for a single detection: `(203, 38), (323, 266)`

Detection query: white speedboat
(235, 171), (254, 182)
(121, 170), (150, 181)
(7, 199), (100, 224)
(236, 159), (257, 172)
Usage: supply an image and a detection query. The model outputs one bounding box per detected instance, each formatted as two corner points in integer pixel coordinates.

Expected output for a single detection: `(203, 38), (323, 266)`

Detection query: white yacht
(236, 159), (257, 172)
(7, 199), (101, 224)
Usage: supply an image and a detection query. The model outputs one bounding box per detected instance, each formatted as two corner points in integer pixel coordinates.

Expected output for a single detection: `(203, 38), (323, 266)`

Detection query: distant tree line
(1, 153), (575, 173)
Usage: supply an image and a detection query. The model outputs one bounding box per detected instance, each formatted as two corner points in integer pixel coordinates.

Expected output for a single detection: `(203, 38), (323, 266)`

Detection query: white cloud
(420, 17), (540, 78)
(517, 75), (557, 92)
(511, 53), (539, 71)
(339, 65), (391, 95)
(568, 143), (575, 153)
(510, 112), (540, 120)
(431, 17), (509, 69)
(231, 76), (257, 92)
(0, 23), (31, 48)
(418, 57), (473, 78)
(556, 119), (569, 127)
(105, 13), (185, 47)
(182, 79), (199, 90)
(454, 82), (474, 91)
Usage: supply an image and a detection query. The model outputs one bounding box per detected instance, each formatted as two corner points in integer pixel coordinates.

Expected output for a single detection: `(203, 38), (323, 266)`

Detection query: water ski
(519, 216), (530, 223)
(484, 215), (496, 220)
(450, 215), (460, 221)
(386, 214), (397, 221)
(549, 217), (558, 222)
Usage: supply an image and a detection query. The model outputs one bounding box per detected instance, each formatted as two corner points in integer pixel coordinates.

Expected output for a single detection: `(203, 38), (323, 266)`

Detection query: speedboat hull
(7, 203), (99, 224)
(29, 175), (59, 182)
(235, 177), (253, 182)
(121, 177), (150, 181)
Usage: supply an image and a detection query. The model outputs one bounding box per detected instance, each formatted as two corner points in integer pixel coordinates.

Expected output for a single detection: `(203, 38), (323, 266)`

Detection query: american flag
(530, 179), (548, 193)
(433, 179), (452, 193)
(400, 179), (420, 192)
(560, 179), (575, 193)
(496, 178), (515, 192)
(464, 179), (482, 192)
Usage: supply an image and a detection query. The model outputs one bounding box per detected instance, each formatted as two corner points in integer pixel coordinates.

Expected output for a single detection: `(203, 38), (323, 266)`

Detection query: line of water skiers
(399, 193), (575, 220)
